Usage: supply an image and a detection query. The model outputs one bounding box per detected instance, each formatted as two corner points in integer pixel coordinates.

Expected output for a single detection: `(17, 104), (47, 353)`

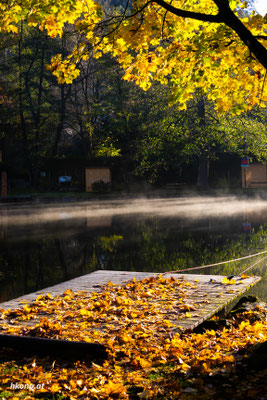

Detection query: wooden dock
(0, 270), (261, 332)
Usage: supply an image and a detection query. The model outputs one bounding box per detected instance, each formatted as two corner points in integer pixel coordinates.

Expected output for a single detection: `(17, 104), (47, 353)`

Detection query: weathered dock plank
(0, 270), (261, 332)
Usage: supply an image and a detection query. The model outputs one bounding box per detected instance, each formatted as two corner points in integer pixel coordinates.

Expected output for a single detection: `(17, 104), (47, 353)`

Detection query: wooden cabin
(242, 164), (267, 188)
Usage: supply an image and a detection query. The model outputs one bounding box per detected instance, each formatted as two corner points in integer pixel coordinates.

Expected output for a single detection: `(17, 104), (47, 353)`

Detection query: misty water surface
(0, 196), (267, 302)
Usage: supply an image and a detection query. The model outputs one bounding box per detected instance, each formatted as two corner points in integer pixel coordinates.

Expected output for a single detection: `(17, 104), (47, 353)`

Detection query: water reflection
(0, 196), (267, 303)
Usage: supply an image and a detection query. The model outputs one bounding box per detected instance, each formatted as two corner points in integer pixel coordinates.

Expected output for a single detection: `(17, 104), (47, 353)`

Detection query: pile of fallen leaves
(0, 275), (266, 399)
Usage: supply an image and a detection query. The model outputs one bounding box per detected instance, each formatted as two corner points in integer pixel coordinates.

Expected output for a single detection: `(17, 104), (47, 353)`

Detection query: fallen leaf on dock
(0, 275), (266, 399)
(222, 277), (236, 285)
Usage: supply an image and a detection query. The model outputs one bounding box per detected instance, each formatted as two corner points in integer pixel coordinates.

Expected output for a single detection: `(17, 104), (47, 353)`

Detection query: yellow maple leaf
(23, 305), (31, 313)
(102, 380), (127, 397)
(63, 289), (73, 296)
(136, 357), (151, 368)
(222, 277), (236, 285)
(181, 362), (190, 371)
(224, 355), (235, 363)
(239, 320), (249, 330)
(7, 24), (18, 34)
(201, 362), (210, 373)
(120, 332), (132, 343)
(50, 383), (62, 393)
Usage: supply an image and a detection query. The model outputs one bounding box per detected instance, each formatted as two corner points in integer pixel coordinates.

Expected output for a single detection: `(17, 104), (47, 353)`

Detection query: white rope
(164, 249), (267, 275)
(240, 254), (267, 275)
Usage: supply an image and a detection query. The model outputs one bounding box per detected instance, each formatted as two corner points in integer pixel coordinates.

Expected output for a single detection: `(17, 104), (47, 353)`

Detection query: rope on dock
(164, 249), (267, 275)
(239, 254), (267, 275)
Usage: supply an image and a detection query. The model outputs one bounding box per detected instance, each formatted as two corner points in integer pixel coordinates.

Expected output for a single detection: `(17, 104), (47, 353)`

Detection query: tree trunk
(196, 96), (209, 189)
(197, 157), (209, 189)
(52, 85), (68, 157)
(18, 22), (31, 179)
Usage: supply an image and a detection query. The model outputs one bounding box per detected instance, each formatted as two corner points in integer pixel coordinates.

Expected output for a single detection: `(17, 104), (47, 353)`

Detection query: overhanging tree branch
(216, 3), (267, 70)
(153, 0), (223, 23)
(153, 0), (267, 70)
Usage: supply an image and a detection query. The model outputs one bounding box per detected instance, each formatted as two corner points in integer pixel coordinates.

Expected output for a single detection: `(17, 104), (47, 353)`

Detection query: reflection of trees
(0, 231), (125, 302)
(94, 219), (267, 299)
(118, 220), (267, 274)
(55, 239), (69, 280)
(0, 237), (89, 302)
(0, 218), (267, 303)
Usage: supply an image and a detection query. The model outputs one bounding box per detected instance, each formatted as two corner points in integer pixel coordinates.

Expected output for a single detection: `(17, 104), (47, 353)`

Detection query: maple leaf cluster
(0, 0), (266, 112)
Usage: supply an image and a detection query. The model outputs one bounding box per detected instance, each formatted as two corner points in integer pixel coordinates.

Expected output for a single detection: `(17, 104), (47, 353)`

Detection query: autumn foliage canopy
(0, 0), (267, 113)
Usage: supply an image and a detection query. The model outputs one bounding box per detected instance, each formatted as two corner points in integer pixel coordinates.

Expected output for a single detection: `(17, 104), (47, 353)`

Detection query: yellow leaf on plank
(102, 380), (127, 397)
(222, 277), (236, 285)
(50, 383), (62, 393)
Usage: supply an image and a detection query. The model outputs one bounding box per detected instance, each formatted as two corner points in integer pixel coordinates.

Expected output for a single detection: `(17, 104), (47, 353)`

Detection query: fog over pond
(0, 195), (267, 303)
(3, 196), (267, 227)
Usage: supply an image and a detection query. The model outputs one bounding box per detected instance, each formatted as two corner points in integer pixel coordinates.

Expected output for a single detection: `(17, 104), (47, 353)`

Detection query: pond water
(0, 196), (267, 303)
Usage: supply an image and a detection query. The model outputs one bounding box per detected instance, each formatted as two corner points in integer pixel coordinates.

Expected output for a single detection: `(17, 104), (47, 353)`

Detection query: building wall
(242, 164), (267, 188)
(85, 168), (111, 192)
